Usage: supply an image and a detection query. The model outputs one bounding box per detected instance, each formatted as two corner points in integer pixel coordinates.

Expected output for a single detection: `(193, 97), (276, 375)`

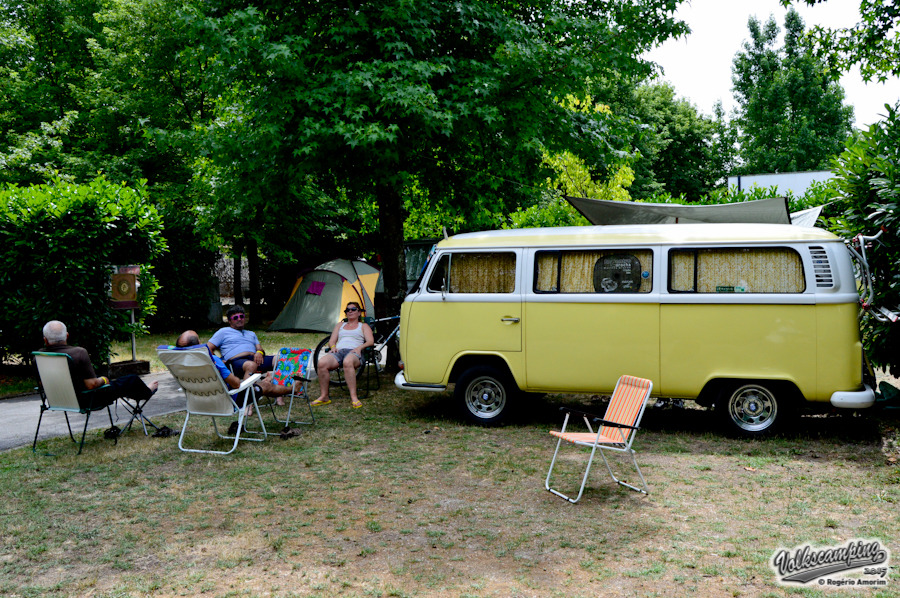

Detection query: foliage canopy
(0, 176), (166, 366)
(730, 8), (853, 175)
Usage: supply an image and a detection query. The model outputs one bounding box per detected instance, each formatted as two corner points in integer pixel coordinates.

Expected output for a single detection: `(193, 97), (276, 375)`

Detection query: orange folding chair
(545, 375), (654, 502)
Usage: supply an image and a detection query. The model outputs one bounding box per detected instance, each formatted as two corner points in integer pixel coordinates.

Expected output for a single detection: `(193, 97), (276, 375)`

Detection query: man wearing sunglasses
(207, 305), (274, 380)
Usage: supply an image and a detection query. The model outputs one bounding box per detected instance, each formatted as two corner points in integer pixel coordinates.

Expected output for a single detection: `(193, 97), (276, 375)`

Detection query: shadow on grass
(403, 387), (892, 439)
(399, 386), (895, 470)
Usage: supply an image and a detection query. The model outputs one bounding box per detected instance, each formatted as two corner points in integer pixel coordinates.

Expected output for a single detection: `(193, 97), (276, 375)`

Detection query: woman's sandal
(351, 399), (363, 409)
(310, 398), (331, 406)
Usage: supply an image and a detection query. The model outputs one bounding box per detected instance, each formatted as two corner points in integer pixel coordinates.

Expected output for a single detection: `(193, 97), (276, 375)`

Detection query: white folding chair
(546, 375), (654, 502)
(157, 348), (265, 455)
(32, 351), (117, 455)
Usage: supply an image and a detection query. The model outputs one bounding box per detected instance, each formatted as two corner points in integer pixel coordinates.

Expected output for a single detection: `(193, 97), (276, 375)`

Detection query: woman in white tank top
(312, 301), (374, 408)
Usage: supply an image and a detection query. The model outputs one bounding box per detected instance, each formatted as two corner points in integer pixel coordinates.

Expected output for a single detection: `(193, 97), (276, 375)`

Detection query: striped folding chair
(545, 375), (654, 502)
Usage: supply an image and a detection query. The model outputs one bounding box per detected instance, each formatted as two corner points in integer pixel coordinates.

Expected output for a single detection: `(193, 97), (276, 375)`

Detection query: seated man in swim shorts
(207, 305), (274, 380)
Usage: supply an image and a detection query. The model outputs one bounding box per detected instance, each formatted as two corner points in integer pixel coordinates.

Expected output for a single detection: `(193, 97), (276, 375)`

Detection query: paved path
(1, 371), (186, 452)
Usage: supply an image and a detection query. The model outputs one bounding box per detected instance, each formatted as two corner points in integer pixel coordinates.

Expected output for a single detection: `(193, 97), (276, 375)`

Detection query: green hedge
(830, 105), (900, 375)
(0, 176), (166, 369)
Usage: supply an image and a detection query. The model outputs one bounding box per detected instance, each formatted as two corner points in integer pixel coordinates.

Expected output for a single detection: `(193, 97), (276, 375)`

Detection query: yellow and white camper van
(395, 223), (875, 436)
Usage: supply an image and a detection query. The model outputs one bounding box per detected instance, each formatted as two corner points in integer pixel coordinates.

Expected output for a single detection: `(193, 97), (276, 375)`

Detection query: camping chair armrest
(79, 383), (112, 411)
(591, 418), (639, 431)
(557, 407), (639, 430)
(236, 373), (262, 392)
(292, 375), (310, 382)
(558, 406), (603, 421)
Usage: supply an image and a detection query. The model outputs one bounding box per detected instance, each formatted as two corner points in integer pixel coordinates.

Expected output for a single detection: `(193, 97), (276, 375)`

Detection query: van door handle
(500, 317), (520, 323)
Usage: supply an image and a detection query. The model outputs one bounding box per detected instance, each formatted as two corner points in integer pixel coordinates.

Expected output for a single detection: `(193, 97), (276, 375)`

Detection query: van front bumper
(830, 384), (876, 409)
(394, 372), (447, 392)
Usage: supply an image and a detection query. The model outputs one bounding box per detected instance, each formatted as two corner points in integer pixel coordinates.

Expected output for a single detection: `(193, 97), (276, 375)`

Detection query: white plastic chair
(157, 348), (265, 455)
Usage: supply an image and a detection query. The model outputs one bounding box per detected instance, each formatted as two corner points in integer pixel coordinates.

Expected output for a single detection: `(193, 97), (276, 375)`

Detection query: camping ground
(4, 351), (899, 597)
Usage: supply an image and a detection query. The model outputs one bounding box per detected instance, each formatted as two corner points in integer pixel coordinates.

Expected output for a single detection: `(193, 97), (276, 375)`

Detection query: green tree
(1, 0), (223, 324)
(628, 83), (721, 200)
(787, 0), (900, 82)
(731, 9), (853, 174)
(187, 0), (688, 314)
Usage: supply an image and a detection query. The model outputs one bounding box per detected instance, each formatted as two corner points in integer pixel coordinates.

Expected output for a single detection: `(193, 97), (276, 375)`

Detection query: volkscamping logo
(771, 539), (890, 587)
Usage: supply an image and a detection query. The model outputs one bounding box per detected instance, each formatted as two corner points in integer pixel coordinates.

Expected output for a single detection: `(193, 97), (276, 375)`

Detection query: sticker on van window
(593, 254), (641, 293)
(716, 286), (735, 293)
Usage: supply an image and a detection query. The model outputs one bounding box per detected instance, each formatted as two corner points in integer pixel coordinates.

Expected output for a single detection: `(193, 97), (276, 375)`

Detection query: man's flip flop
(310, 398), (331, 406)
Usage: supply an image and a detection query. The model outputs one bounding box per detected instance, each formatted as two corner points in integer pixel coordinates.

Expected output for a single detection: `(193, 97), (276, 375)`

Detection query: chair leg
(106, 405), (118, 446)
(179, 412), (243, 455)
(281, 390), (314, 427)
(77, 411), (92, 455)
(302, 392), (315, 425)
(598, 448), (649, 495)
(32, 406), (47, 453)
(545, 437), (599, 504)
(251, 396), (268, 438)
(63, 412), (75, 442)
(120, 398), (159, 436)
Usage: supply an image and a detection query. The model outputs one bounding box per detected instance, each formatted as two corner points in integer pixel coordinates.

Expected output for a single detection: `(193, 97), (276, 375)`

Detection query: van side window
(669, 247), (806, 293)
(426, 254), (449, 292)
(535, 250), (653, 293)
(427, 252), (516, 293)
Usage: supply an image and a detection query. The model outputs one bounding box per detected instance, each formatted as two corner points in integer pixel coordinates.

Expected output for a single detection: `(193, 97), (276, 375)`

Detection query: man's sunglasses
(230, 314), (245, 321)
(344, 307), (359, 313)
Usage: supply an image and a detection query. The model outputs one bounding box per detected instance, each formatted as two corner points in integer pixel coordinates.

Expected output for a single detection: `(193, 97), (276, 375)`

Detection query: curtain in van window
(670, 247), (805, 293)
(535, 253), (558, 292)
(536, 250), (653, 293)
(670, 252), (696, 292)
(450, 253), (516, 293)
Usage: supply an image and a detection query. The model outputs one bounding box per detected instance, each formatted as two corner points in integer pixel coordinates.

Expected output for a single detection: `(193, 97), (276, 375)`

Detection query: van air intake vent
(809, 246), (834, 288)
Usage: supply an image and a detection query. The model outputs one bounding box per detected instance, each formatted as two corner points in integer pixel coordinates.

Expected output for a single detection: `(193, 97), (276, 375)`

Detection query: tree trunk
(233, 238), (243, 307)
(247, 236), (259, 316)
(376, 181), (406, 373)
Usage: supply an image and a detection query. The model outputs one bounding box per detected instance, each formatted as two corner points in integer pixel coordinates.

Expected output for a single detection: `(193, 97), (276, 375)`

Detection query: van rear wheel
(455, 366), (513, 425)
(718, 382), (788, 437)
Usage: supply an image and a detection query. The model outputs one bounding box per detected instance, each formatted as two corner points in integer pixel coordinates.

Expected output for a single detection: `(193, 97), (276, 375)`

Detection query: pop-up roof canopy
(565, 195), (795, 226)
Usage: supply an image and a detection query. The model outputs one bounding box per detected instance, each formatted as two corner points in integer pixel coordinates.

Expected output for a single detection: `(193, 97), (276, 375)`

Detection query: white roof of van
(438, 223), (841, 249)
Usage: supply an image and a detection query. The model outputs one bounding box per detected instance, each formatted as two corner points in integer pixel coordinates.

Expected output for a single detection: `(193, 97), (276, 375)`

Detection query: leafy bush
(828, 104), (900, 374)
(0, 176), (166, 368)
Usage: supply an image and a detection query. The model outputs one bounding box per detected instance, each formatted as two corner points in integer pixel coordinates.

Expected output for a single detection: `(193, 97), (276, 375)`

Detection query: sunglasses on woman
(345, 307), (359, 313)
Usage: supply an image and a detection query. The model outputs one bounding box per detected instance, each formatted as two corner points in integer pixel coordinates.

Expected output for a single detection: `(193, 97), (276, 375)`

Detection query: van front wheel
(455, 366), (513, 426)
(719, 382), (785, 437)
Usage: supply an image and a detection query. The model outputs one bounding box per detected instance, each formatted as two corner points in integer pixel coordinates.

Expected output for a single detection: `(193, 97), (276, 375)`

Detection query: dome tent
(268, 259), (381, 333)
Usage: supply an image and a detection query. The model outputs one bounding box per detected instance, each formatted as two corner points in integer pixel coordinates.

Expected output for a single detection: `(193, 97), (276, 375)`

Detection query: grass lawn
(4, 342), (900, 597)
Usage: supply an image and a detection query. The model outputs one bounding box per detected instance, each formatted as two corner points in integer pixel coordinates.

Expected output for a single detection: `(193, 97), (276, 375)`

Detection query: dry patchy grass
(3, 377), (900, 598)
